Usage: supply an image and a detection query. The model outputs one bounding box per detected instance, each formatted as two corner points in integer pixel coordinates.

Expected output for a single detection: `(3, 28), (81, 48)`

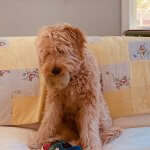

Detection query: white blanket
(0, 126), (150, 150)
(0, 126), (34, 150)
(104, 127), (150, 150)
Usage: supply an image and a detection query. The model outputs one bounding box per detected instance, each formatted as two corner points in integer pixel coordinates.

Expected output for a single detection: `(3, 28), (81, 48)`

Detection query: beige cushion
(0, 126), (35, 150)
(0, 37), (45, 126)
(104, 127), (150, 150)
(113, 114), (150, 129)
(87, 36), (150, 119)
(0, 126), (150, 150)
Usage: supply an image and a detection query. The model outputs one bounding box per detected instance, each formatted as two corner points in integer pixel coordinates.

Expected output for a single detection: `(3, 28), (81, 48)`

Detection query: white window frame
(121, 0), (137, 33)
(122, 0), (150, 34)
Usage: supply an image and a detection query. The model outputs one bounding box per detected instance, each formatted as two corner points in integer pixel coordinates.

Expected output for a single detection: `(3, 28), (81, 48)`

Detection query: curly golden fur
(28, 24), (121, 150)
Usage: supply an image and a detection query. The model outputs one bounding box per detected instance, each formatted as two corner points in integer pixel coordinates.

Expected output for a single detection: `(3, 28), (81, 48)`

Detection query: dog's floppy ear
(35, 33), (50, 67)
(63, 24), (86, 59)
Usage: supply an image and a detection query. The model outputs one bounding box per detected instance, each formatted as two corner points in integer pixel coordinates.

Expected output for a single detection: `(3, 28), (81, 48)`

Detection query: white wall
(0, 0), (121, 36)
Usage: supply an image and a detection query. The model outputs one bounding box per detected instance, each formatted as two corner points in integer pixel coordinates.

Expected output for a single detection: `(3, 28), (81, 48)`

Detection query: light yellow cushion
(1, 36), (150, 126)
(87, 36), (150, 119)
(0, 37), (46, 125)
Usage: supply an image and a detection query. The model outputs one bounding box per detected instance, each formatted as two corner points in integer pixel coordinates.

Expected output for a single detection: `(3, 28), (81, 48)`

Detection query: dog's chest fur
(62, 58), (93, 117)
(62, 84), (80, 117)
(61, 51), (99, 123)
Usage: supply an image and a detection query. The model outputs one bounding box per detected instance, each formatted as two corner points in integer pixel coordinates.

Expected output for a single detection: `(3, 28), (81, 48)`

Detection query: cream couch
(1, 125), (150, 150)
(1, 36), (150, 150)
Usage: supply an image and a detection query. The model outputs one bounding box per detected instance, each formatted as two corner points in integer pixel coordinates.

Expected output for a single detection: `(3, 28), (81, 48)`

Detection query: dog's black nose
(51, 67), (61, 75)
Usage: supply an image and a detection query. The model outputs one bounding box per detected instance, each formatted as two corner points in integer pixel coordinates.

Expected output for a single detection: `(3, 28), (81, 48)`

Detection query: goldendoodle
(29, 24), (121, 150)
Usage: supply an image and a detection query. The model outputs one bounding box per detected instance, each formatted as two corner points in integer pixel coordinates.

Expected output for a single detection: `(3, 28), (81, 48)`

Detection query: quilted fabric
(1, 36), (150, 126)
(87, 36), (150, 118)
(0, 37), (45, 125)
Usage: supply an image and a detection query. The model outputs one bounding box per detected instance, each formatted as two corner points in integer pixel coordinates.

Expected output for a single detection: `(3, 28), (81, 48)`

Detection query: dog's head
(36, 24), (86, 89)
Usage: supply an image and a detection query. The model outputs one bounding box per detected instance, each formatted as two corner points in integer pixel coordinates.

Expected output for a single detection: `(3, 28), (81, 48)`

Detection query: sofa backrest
(1, 36), (150, 129)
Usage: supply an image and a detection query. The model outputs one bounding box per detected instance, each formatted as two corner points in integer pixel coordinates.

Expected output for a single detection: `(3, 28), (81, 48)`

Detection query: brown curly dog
(28, 24), (121, 150)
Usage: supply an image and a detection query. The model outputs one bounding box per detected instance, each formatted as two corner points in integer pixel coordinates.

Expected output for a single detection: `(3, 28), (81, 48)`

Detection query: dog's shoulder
(84, 49), (100, 77)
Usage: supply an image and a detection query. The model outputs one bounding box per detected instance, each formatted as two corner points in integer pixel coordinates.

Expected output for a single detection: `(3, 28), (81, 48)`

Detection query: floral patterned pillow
(87, 36), (150, 119)
(1, 36), (150, 126)
(0, 37), (42, 126)
(0, 68), (39, 125)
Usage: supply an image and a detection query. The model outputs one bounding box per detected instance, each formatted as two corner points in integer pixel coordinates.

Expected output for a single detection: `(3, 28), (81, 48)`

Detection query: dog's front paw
(28, 140), (42, 150)
(81, 139), (102, 150)
(70, 139), (81, 146)
(101, 127), (122, 144)
(27, 134), (45, 150)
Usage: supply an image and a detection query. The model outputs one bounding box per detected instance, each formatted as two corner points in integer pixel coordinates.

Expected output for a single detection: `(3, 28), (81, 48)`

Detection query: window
(122, 0), (150, 33)
(137, 0), (150, 28)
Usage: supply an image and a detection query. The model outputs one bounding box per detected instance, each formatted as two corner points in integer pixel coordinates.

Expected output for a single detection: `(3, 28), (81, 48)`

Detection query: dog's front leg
(99, 95), (121, 144)
(28, 93), (63, 149)
(77, 101), (102, 150)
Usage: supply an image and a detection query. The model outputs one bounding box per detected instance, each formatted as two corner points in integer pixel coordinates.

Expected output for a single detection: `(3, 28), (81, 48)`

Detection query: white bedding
(104, 127), (150, 150)
(0, 126), (34, 150)
(0, 126), (150, 150)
